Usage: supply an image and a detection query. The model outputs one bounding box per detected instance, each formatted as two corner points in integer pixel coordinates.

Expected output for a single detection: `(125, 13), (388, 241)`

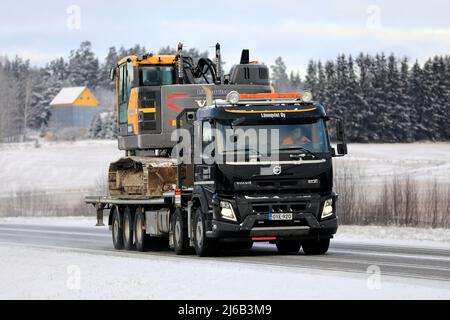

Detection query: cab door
(117, 62), (134, 136)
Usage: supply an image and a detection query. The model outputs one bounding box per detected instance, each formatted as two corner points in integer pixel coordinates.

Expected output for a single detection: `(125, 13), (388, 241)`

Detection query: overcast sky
(1, 0), (450, 73)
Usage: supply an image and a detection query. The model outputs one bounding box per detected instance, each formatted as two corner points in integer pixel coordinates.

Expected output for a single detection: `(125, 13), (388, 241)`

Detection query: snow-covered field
(0, 140), (122, 195)
(0, 140), (449, 196)
(1, 140), (449, 195)
(341, 142), (450, 186)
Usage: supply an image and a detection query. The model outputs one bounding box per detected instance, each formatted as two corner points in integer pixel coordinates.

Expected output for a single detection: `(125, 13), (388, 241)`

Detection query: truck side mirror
(328, 116), (348, 157)
(109, 67), (116, 81)
(337, 143), (347, 155)
(336, 119), (345, 141)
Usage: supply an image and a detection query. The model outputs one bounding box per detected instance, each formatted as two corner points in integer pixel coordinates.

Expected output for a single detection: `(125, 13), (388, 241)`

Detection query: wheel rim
(124, 215), (130, 242)
(175, 219), (181, 246)
(113, 217), (119, 241)
(196, 217), (203, 248)
(136, 216), (142, 243)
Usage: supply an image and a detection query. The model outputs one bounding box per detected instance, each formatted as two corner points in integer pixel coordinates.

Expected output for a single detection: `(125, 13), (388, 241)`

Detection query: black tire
(134, 208), (148, 252)
(123, 206), (134, 250)
(172, 209), (190, 255)
(111, 206), (124, 250)
(302, 238), (330, 255)
(276, 240), (301, 254)
(193, 208), (219, 257)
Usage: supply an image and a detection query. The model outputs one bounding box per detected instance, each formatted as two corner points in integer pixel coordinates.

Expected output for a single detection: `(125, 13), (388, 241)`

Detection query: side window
(126, 62), (134, 99)
(202, 121), (215, 161)
(118, 64), (127, 124)
(118, 64), (125, 104)
(203, 121), (213, 145)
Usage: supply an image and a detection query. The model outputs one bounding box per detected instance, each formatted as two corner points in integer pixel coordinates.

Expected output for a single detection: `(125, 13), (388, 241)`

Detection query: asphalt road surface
(0, 223), (449, 282)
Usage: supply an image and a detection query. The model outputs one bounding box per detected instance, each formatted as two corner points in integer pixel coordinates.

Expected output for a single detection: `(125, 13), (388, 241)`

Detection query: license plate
(269, 213), (293, 221)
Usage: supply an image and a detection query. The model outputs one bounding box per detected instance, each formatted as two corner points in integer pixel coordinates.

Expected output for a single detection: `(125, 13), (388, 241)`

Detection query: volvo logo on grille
(273, 166), (282, 175)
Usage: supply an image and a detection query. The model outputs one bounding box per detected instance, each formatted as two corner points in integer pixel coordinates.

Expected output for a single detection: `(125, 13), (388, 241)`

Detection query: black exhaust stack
(240, 49), (250, 64)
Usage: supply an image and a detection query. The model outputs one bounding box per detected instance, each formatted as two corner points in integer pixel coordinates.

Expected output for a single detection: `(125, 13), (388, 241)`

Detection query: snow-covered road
(0, 219), (449, 299)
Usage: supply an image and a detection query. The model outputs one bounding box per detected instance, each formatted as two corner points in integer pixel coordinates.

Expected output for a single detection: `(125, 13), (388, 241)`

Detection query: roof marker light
(302, 91), (313, 103)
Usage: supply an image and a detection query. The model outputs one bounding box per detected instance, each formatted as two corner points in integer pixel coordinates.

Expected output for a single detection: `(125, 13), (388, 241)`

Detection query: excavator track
(108, 157), (177, 198)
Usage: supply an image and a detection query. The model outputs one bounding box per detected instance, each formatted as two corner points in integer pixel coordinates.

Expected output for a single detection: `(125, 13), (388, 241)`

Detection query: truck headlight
(321, 199), (334, 219)
(220, 201), (237, 222)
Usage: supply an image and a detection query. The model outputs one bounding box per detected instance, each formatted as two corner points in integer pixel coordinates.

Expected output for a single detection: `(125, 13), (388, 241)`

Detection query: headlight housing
(302, 90), (313, 103)
(321, 198), (334, 219)
(220, 201), (237, 222)
(226, 91), (240, 104)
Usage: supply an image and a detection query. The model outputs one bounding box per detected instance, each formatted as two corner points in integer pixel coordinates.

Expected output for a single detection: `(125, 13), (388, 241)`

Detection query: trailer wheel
(172, 209), (190, 255)
(276, 240), (301, 255)
(123, 206), (134, 250)
(302, 239), (330, 255)
(134, 208), (147, 252)
(111, 206), (124, 250)
(193, 208), (219, 257)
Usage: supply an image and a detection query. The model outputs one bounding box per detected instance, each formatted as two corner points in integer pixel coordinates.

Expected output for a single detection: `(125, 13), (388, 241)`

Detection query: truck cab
(175, 92), (347, 255)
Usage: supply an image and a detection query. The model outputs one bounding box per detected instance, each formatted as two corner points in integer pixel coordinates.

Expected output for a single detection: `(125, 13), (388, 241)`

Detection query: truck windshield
(216, 119), (329, 155)
(139, 66), (174, 86)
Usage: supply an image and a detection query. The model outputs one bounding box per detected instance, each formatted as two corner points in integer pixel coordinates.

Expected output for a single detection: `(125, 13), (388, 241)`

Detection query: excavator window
(118, 63), (131, 124)
(139, 66), (174, 86)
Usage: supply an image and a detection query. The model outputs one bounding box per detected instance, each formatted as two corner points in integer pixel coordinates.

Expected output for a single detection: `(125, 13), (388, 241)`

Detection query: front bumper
(209, 214), (337, 241)
(208, 193), (338, 242)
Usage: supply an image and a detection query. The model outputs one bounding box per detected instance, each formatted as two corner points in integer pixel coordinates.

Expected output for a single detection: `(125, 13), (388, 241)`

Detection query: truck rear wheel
(193, 208), (219, 257)
(112, 206), (124, 250)
(276, 240), (301, 254)
(172, 209), (190, 255)
(123, 206), (134, 250)
(302, 239), (330, 255)
(134, 209), (147, 252)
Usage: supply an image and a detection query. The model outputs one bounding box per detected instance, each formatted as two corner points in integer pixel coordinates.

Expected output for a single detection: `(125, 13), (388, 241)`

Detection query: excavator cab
(110, 44), (272, 156)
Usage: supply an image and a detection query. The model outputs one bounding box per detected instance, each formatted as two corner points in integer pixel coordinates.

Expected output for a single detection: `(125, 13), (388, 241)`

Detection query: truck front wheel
(112, 206), (124, 250)
(193, 208), (219, 257)
(302, 238), (330, 255)
(276, 240), (301, 254)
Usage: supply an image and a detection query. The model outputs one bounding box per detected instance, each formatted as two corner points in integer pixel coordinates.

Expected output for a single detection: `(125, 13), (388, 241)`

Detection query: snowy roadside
(0, 244), (448, 300)
(336, 225), (450, 250)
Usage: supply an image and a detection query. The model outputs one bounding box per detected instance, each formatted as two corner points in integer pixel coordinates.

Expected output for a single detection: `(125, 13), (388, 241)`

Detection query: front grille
(252, 202), (308, 214)
(254, 180), (306, 189)
(253, 218), (308, 228)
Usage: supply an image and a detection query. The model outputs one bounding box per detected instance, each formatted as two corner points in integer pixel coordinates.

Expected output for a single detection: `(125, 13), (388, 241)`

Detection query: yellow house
(50, 87), (99, 128)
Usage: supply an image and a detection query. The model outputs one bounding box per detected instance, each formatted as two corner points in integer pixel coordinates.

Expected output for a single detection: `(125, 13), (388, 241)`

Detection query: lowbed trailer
(85, 185), (340, 256)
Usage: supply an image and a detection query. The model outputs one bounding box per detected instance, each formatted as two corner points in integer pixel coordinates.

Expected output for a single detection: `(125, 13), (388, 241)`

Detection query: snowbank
(0, 244), (448, 300)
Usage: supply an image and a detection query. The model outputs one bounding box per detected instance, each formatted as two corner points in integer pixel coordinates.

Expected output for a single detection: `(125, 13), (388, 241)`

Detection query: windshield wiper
(222, 147), (261, 155)
(275, 146), (323, 160)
